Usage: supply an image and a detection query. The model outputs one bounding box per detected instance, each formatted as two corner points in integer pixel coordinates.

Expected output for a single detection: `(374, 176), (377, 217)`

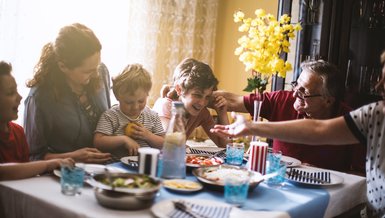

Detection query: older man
(211, 51), (385, 217)
(215, 60), (364, 173)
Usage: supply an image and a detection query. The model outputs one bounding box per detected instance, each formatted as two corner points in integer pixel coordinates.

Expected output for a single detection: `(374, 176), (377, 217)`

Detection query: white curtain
(0, 0), (219, 124)
(125, 0), (219, 104)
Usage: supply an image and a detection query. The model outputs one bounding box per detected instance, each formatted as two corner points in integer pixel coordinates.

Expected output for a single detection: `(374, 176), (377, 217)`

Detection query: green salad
(100, 175), (157, 189)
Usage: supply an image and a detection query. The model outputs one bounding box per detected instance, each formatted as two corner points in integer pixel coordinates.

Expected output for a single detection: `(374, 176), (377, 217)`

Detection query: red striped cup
(248, 141), (268, 175)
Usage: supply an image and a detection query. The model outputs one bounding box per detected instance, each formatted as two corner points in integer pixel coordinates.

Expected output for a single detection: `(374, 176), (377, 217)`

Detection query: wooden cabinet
(276, 0), (384, 108)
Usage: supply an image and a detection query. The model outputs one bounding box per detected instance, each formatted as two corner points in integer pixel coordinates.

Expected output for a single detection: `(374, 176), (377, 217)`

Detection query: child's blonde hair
(112, 64), (152, 97)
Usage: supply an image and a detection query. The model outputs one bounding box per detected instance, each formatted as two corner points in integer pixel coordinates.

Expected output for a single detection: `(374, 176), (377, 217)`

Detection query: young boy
(0, 60), (74, 180)
(94, 64), (164, 157)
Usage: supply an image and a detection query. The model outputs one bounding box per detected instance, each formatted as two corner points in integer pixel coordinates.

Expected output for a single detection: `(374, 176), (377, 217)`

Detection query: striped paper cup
(248, 141), (268, 175)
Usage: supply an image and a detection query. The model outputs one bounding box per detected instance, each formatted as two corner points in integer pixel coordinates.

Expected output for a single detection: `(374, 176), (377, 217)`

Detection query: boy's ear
(174, 84), (182, 96)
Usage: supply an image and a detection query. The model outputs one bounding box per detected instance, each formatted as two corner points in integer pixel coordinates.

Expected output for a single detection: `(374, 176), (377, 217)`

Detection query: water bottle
(161, 101), (187, 179)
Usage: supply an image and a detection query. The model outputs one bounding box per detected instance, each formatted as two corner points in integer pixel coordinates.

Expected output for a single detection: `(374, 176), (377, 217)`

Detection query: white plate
(163, 179), (203, 193)
(286, 168), (344, 186)
(53, 163), (126, 177)
(120, 156), (138, 164)
(151, 199), (231, 218)
(281, 155), (301, 168)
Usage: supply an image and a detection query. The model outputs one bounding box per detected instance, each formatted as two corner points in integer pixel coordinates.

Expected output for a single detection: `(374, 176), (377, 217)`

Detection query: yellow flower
(233, 9), (301, 81)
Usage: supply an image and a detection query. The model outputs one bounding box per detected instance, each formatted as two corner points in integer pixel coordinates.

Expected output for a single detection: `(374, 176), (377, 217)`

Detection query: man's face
(0, 74), (22, 123)
(292, 70), (332, 118)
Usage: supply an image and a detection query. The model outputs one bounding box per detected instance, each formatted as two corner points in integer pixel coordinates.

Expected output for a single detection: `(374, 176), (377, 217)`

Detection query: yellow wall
(214, 0), (278, 95)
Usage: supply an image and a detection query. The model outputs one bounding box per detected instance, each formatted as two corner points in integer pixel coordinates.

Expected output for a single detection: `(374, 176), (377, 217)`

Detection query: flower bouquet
(234, 9), (301, 121)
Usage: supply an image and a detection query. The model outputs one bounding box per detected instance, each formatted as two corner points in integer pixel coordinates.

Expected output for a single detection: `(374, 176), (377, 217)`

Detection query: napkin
(169, 201), (232, 218)
(188, 147), (227, 159)
(287, 168), (331, 184)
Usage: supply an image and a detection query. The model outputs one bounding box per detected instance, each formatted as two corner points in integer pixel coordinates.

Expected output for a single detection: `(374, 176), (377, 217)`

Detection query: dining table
(0, 143), (367, 218)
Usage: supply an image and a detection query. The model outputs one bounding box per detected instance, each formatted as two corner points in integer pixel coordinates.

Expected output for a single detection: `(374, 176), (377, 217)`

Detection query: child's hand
(124, 137), (140, 156)
(130, 123), (151, 141)
(211, 95), (228, 114)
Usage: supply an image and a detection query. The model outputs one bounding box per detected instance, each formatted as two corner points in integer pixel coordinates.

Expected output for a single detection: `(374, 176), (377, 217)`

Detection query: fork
(173, 201), (211, 218)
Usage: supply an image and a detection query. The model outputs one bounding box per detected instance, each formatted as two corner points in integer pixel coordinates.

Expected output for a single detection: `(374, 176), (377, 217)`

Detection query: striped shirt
(95, 105), (164, 149)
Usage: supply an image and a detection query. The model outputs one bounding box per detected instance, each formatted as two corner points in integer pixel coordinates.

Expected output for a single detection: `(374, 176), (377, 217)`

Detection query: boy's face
(0, 74), (22, 123)
(117, 88), (148, 119)
(179, 86), (214, 116)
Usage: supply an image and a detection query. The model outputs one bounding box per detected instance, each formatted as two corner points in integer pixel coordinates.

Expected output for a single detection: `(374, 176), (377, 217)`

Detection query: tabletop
(0, 162), (366, 218)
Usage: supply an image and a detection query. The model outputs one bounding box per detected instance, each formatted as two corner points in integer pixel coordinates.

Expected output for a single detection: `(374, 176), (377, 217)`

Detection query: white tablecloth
(0, 166), (366, 218)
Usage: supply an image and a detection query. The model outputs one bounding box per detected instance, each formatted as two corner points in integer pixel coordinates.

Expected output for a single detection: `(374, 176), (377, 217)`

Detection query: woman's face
(0, 74), (22, 123)
(61, 52), (101, 89)
(179, 86), (214, 116)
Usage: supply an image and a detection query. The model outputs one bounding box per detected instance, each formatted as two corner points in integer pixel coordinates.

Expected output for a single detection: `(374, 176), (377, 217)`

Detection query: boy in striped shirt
(94, 64), (164, 158)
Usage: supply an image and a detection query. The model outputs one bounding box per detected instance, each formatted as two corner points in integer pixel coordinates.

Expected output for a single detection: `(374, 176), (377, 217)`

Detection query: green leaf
(243, 76), (268, 93)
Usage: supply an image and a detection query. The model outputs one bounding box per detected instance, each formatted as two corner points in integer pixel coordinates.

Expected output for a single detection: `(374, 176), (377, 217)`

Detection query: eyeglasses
(291, 81), (323, 99)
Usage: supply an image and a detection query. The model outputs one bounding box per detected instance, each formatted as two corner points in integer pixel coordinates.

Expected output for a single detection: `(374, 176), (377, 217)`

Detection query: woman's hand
(71, 148), (111, 164)
(210, 113), (252, 138)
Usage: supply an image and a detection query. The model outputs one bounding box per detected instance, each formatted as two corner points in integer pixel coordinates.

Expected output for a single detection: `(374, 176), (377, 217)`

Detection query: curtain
(125, 0), (219, 105)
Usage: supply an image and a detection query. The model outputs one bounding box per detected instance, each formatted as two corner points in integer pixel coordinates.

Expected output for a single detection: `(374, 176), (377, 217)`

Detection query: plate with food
(185, 154), (224, 168)
(163, 179), (203, 193)
(192, 165), (263, 191)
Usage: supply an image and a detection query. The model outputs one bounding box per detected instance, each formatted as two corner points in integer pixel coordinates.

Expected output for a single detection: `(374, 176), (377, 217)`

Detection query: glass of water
(60, 163), (85, 196)
(226, 142), (245, 166)
(224, 174), (250, 207)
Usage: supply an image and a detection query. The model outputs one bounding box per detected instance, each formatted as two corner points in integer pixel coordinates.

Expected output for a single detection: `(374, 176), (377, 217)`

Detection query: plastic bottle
(161, 101), (186, 179)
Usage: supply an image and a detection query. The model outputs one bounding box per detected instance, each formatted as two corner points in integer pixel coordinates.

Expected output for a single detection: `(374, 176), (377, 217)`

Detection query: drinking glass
(226, 142), (245, 165)
(266, 151), (286, 187)
(224, 175), (250, 207)
(60, 163), (85, 196)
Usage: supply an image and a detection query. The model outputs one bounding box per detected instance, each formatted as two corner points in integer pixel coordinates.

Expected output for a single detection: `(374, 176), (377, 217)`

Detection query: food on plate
(185, 155), (224, 166)
(201, 168), (250, 183)
(99, 175), (157, 189)
(163, 180), (201, 190)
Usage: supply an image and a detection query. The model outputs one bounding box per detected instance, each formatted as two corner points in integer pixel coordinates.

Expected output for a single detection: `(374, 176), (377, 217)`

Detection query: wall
(214, 0), (278, 94)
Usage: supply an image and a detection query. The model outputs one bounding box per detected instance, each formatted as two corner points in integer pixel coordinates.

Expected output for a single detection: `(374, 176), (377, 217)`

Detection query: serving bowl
(88, 172), (161, 210)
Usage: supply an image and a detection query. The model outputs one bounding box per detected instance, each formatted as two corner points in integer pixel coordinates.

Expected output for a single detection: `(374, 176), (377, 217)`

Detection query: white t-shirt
(345, 101), (385, 216)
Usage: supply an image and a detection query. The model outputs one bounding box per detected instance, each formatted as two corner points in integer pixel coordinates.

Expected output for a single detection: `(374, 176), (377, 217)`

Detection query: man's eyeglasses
(291, 81), (323, 99)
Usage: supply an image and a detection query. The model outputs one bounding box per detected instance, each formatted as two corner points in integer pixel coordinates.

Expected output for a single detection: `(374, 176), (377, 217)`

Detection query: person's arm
(200, 109), (229, 148)
(211, 114), (359, 145)
(212, 90), (248, 113)
(43, 148), (111, 163)
(0, 158), (75, 181)
(94, 133), (140, 156)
